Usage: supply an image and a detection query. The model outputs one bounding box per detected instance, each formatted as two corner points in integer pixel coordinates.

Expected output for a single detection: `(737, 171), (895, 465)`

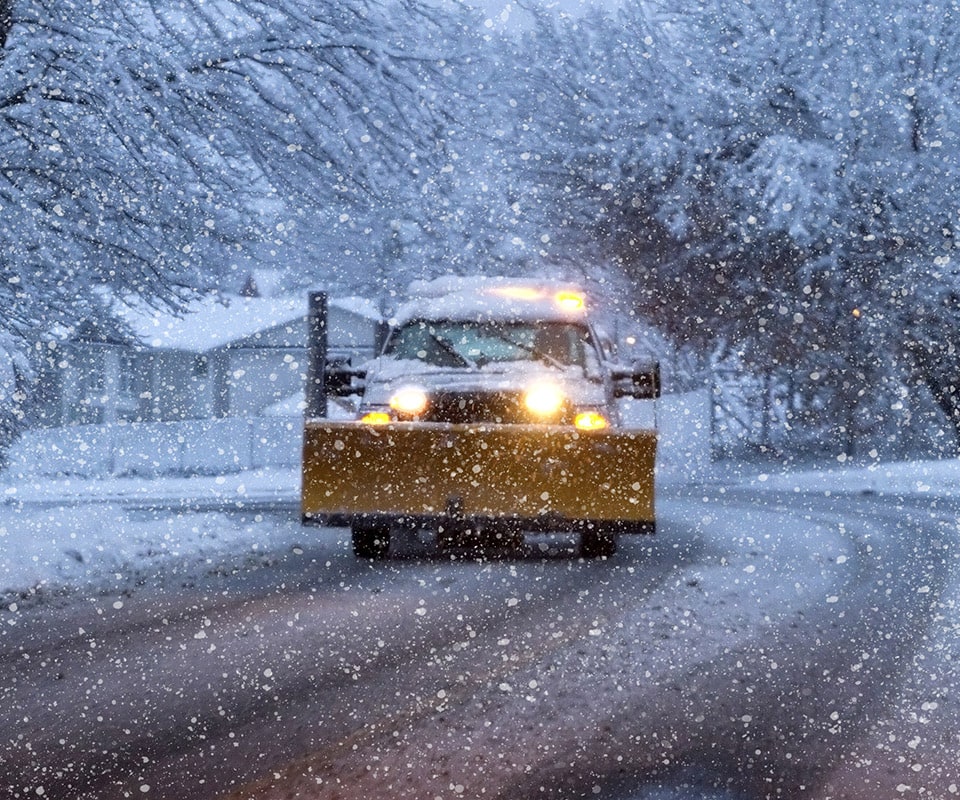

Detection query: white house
(29, 292), (380, 428)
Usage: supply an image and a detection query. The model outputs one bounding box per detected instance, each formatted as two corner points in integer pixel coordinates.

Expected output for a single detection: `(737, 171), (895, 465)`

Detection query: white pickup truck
(301, 277), (659, 559)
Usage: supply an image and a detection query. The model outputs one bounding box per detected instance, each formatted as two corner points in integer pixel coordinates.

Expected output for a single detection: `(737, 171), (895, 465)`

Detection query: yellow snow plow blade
(301, 422), (656, 533)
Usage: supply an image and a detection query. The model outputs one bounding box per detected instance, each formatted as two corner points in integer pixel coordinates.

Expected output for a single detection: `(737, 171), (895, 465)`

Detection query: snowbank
(735, 457), (960, 498)
(0, 468), (300, 596)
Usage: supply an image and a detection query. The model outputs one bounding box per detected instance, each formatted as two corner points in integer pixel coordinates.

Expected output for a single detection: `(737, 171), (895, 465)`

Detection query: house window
(72, 350), (104, 424)
(79, 350), (104, 395)
(117, 352), (138, 398)
(192, 355), (209, 377)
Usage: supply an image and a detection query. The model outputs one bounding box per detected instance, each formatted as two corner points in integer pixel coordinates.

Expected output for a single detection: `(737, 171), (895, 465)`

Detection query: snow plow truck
(301, 277), (659, 559)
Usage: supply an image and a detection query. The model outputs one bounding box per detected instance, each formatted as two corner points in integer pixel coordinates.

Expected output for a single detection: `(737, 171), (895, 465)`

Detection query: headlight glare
(360, 411), (391, 425)
(389, 386), (429, 416)
(524, 383), (565, 417)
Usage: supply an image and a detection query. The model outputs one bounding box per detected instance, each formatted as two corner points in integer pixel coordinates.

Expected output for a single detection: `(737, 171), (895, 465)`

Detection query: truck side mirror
(612, 361), (660, 399)
(325, 357), (366, 396)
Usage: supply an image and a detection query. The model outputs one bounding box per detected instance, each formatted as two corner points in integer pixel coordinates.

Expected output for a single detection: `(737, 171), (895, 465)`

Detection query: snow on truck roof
(393, 277), (590, 326)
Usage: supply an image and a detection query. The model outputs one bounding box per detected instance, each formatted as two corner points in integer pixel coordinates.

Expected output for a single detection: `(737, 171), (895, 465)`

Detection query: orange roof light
(483, 285), (586, 312)
(360, 411), (391, 425)
(554, 290), (585, 311)
(488, 286), (544, 301)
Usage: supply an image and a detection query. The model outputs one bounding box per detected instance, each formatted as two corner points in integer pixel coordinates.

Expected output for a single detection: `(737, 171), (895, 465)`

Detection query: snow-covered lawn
(0, 468), (302, 598)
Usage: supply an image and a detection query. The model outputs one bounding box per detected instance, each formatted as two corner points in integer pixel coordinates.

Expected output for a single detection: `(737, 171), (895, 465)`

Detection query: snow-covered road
(1, 464), (956, 799)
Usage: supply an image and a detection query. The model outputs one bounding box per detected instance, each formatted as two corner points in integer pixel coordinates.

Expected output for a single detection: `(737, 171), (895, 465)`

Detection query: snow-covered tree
(0, 0), (469, 457)
(831, 3), (960, 447)
(520, 0), (960, 452)
(0, 0), (214, 454)
(5, 0), (960, 457)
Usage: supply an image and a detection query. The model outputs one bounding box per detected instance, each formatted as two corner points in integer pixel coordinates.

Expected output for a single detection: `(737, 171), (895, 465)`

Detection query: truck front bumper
(301, 421), (656, 534)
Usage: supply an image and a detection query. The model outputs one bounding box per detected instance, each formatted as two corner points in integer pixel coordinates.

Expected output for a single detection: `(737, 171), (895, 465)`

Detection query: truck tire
(581, 531), (616, 559)
(352, 522), (391, 559)
(492, 523), (524, 551)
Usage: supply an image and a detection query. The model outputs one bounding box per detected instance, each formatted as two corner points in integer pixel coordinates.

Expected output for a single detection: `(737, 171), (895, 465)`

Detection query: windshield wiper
(429, 332), (477, 369)
(486, 330), (567, 370)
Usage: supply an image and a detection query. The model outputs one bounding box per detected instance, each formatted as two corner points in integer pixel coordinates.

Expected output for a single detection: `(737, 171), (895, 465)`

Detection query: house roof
(115, 294), (380, 352)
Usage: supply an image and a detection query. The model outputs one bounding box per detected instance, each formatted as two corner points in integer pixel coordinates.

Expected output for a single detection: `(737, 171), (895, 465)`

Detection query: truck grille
(424, 391), (572, 425)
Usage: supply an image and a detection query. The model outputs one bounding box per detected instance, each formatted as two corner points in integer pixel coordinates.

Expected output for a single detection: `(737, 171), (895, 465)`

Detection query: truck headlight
(523, 383), (565, 418)
(389, 386), (429, 417)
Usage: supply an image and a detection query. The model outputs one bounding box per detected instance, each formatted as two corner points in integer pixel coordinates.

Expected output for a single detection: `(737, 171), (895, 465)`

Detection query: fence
(4, 392), (711, 481)
(5, 417), (302, 479)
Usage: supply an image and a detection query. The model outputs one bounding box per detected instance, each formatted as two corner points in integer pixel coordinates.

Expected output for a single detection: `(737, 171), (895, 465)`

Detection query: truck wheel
(492, 523), (524, 551)
(581, 531), (616, 559)
(352, 523), (391, 559)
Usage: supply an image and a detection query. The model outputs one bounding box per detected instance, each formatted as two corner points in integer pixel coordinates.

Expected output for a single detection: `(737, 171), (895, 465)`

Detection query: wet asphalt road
(0, 488), (953, 800)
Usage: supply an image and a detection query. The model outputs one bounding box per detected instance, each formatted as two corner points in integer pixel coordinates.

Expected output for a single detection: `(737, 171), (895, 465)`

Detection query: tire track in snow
(218, 494), (927, 800)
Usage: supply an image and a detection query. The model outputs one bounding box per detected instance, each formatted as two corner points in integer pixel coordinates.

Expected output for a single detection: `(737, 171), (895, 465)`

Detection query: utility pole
(305, 291), (328, 419)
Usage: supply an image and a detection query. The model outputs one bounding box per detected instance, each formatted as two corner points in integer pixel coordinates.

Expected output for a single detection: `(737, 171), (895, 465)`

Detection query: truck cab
(302, 277), (659, 559)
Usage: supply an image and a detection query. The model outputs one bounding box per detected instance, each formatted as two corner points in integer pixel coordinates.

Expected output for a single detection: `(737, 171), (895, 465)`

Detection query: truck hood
(361, 357), (607, 408)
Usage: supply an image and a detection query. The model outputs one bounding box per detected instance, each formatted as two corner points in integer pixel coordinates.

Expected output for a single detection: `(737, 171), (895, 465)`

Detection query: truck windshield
(384, 320), (592, 369)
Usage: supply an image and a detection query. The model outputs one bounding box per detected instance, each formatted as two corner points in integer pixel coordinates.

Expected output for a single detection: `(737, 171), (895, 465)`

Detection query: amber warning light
(488, 285), (543, 301)
(485, 285), (586, 312)
(554, 290), (585, 311)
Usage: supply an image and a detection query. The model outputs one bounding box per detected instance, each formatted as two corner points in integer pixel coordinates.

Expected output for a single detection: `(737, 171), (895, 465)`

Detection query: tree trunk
(919, 371), (960, 449)
(905, 333), (960, 450)
(0, 0), (11, 49)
